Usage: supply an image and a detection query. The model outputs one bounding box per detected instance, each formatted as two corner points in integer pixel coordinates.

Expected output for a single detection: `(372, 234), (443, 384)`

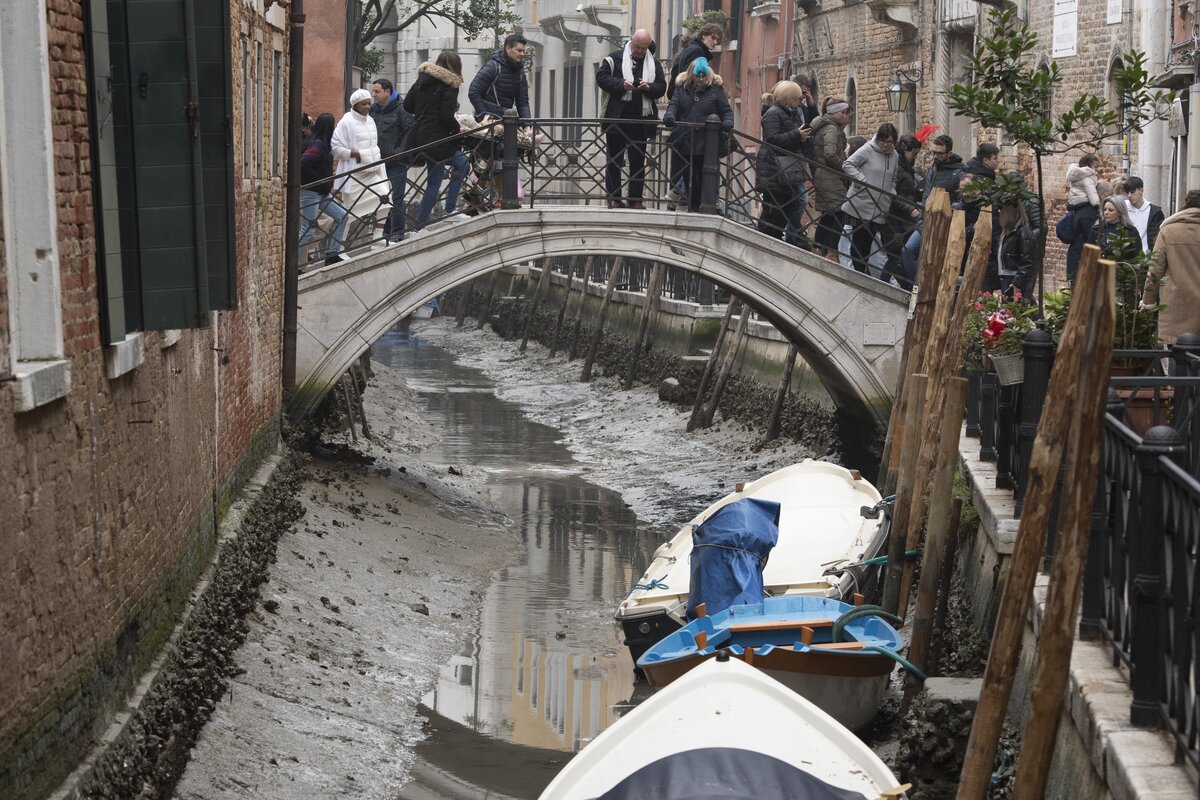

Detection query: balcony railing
(964, 335), (1200, 769)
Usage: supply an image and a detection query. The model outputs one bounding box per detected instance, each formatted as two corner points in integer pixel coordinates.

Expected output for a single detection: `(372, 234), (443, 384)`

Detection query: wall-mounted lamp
(569, 38), (583, 58)
(885, 66), (921, 114)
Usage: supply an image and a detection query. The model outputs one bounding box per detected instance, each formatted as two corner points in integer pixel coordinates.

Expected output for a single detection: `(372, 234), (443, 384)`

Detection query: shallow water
(373, 329), (663, 798)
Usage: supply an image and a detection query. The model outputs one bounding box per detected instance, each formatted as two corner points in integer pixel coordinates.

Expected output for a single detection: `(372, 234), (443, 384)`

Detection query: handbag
(775, 153), (808, 186)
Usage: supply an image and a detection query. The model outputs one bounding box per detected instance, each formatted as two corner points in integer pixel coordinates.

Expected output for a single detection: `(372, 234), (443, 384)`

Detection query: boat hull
(642, 650), (893, 731)
(538, 657), (906, 800)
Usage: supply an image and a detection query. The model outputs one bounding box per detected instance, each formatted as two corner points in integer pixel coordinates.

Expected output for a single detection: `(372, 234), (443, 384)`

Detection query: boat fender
(715, 650), (730, 662)
(831, 605), (904, 643)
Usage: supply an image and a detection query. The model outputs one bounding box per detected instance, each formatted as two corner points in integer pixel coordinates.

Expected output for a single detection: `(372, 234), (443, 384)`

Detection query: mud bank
(172, 364), (518, 800)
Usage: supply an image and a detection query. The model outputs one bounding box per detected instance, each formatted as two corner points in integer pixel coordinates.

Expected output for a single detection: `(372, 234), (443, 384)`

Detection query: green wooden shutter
(194, 0), (237, 310)
(125, 0), (209, 329)
(84, 0), (129, 343)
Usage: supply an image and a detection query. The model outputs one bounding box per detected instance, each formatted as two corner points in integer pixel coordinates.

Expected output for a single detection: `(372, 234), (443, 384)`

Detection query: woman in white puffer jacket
(331, 88), (383, 216)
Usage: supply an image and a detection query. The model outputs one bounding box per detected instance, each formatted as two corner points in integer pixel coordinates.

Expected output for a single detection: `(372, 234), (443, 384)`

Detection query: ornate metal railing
(299, 110), (920, 288)
(963, 336), (1200, 769)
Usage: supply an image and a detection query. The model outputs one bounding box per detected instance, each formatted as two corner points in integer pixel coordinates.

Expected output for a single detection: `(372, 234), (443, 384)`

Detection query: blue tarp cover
(591, 747), (869, 800)
(685, 498), (780, 621)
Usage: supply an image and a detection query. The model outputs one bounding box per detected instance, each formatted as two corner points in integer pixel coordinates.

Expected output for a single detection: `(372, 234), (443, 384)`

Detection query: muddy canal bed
(176, 320), (823, 799)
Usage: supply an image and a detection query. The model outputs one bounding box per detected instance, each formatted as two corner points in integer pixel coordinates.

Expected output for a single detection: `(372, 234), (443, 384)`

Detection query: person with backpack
(404, 50), (469, 231)
(596, 29), (666, 209)
(370, 78), (414, 245)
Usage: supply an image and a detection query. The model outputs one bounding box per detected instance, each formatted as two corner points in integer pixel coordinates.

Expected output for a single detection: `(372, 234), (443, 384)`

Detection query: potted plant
(962, 291), (1035, 385)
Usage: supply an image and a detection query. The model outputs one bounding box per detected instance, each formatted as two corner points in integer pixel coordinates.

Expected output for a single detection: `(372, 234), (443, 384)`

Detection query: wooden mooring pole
(878, 189), (953, 494)
(454, 278), (472, 328)
(581, 257), (625, 382)
(700, 305), (750, 429)
(882, 372), (928, 615)
(1010, 256), (1115, 800)
(760, 345), (799, 446)
(520, 260), (553, 353)
(907, 377), (968, 678)
(955, 246), (1108, 800)
(550, 257), (588, 357)
(623, 263), (665, 390)
(476, 271), (500, 330)
(687, 300), (736, 432)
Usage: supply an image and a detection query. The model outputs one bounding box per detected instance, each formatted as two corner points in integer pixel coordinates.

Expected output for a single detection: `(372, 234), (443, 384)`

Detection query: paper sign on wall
(1108, 0), (1122, 25)
(1053, 0), (1078, 58)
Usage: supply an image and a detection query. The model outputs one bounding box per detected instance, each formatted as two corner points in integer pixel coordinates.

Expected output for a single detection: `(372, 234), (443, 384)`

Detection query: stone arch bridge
(291, 207), (909, 429)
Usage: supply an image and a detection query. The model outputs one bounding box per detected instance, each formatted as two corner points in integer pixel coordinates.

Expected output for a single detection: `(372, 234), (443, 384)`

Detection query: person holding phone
(596, 29), (666, 209)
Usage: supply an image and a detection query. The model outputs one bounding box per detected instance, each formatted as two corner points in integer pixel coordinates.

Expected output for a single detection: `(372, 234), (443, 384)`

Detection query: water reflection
(372, 327), (660, 755)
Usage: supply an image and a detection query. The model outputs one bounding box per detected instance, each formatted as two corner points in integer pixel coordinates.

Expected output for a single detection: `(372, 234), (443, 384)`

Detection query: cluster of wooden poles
(450, 258), (800, 445)
(876, 188), (1118, 799)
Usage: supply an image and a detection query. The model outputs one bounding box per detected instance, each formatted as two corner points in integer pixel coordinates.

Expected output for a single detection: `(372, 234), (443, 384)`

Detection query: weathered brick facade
(0, 2), (288, 798)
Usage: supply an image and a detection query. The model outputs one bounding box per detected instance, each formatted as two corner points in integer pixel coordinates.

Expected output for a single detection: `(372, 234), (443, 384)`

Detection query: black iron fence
(299, 110), (920, 287)
(963, 333), (1200, 769)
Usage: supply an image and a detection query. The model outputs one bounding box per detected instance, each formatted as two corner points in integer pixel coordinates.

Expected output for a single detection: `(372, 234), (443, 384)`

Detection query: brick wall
(0, 2), (287, 798)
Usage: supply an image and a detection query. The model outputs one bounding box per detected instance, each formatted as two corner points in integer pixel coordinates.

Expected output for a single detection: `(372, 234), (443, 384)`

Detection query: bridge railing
(299, 110), (920, 287)
(961, 336), (1200, 770)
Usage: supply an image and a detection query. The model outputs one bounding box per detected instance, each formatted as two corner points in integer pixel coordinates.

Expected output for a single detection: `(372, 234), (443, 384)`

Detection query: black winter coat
(755, 103), (807, 189)
(995, 223), (1037, 297)
(662, 75), (734, 156)
(596, 48), (666, 122)
(403, 62), (463, 163)
(883, 157), (921, 252)
(925, 153), (964, 201)
(667, 40), (712, 99)
(1091, 221), (1144, 263)
(468, 49), (531, 121)
(370, 92), (414, 160)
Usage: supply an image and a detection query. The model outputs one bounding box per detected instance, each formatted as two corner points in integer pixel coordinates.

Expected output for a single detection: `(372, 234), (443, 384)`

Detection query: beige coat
(1143, 206), (1200, 345)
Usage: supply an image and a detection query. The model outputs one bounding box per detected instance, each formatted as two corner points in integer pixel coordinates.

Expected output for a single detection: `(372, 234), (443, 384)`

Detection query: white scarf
(622, 44), (660, 116)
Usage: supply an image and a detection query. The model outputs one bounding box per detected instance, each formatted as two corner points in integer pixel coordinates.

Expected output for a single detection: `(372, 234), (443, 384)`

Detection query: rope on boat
(863, 645), (927, 682)
(632, 576), (670, 591)
(831, 605), (904, 642)
(859, 548), (921, 567)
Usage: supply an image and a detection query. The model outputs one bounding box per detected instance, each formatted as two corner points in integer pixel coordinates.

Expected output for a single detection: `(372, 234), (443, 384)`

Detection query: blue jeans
(901, 226), (922, 282)
(416, 150), (470, 225)
(298, 189), (350, 257)
(383, 162), (409, 241)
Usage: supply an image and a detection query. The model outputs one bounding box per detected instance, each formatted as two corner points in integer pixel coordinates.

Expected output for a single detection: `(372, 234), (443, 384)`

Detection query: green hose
(864, 645), (927, 681)
(831, 604), (904, 643)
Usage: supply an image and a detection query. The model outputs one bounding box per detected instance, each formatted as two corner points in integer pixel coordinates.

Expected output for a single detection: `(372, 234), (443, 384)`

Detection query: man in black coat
(370, 78), (415, 243)
(924, 134), (964, 202)
(468, 34), (532, 122)
(596, 29), (666, 208)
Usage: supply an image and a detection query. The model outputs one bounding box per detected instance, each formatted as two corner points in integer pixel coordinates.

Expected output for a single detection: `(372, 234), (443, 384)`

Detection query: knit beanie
(692, 57), (711, 76)
(349, 88), (371, 107)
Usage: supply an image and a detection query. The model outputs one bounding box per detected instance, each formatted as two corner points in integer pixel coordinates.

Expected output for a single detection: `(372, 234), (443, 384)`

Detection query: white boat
(616, 460), (890, 666)
(538, 654), (908, 800)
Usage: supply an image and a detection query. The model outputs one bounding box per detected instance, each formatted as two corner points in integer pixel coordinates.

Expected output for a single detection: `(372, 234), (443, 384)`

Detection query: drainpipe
(1138, 0), (1170, 206)
(282, 0), (304, 391)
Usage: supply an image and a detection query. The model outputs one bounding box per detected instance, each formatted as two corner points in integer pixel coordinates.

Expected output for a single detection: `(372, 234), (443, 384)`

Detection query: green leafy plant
(947, 7), (1175, 302)
(962, 290), (1036, 367)
(1039, 256), (1164, 355)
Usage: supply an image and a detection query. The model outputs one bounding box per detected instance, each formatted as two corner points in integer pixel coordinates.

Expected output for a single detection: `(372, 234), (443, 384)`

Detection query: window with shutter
(85, 0), (237, 331)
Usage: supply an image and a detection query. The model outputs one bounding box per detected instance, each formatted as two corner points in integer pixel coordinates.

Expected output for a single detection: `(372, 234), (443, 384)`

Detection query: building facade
(0, 1), (290, 797)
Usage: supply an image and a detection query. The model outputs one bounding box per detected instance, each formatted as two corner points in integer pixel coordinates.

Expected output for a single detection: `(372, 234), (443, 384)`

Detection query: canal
(373, 327), (655, 798)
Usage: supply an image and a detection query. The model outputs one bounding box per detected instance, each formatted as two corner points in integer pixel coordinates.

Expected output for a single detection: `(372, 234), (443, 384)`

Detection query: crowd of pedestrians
(292, 27), (1199, 338)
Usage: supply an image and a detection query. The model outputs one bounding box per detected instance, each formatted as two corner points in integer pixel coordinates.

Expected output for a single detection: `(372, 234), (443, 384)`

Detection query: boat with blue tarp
(636, 595), (907, 730)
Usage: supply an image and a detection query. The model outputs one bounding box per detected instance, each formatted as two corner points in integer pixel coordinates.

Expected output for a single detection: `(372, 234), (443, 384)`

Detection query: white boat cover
(538, 657), (903, 800)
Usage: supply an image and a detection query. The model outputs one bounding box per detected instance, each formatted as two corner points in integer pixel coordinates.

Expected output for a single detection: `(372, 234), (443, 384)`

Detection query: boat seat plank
(808, 640), (884, 651)
(729, 618), (834, 633)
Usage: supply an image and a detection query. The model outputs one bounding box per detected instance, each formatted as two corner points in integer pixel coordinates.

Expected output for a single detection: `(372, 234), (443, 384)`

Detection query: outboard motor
(685, 498), (780, 620)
